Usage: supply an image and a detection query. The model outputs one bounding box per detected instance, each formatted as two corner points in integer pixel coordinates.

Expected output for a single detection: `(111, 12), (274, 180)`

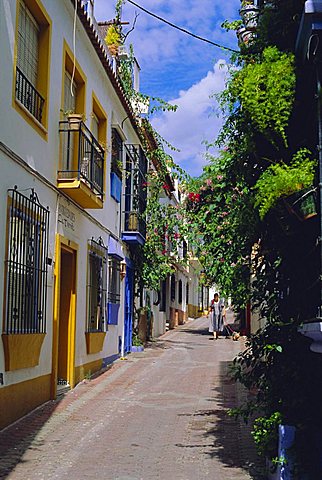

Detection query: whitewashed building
(0, 0), (149, 429)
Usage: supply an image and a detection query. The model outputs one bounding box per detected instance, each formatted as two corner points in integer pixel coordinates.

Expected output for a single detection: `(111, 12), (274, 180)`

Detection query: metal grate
(111, 128), (123, 178)
(16, 67), (44, 123)
(108, 256), (121, 304)
(5, 187), (49, 334)
(123, 145), (147, 236)
(87, 237), (108, 332)
(170, 274), (176, 302)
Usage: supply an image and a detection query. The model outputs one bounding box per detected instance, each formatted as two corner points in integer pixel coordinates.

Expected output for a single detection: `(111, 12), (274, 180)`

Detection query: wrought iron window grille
(108, 256), (121, 304)
(123, 144), (147, 236)
(170, 274), (176, 302)
(87, 237), (108, 332)
(178, 279), (183, 304)
(16, 67), (44, 123)
(111, 128), (123, 178)
(5, 186), (49, 334)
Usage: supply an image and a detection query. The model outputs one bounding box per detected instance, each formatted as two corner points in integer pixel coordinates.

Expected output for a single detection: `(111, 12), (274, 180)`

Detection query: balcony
(121, 145), (147, 246)
(16, 67), (44, 123)
(58, 121), (104, 209)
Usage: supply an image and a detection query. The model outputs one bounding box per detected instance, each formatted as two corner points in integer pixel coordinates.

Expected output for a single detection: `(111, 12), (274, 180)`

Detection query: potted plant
(128, 211), (138, 230)
(105, 24), (122, 57)
(239, 1), (260, 31)
(254, 149), (317, 221)
(236, 26), (256, 46)
(131, 334), (144, 352)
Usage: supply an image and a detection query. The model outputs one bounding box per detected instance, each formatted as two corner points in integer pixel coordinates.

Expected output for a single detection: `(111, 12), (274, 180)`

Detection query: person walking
(209, 292), (226, 339)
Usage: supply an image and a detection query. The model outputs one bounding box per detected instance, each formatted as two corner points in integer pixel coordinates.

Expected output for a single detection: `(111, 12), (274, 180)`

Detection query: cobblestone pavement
(0, 316), (265, 480)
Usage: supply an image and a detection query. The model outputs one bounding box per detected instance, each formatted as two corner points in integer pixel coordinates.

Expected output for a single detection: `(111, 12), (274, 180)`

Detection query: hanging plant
(230, 46), (296, 146)
(105, 25), (122, 56)
(254, 148), (317, 219)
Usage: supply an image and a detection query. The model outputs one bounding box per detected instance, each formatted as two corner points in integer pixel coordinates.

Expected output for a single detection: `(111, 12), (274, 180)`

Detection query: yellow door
(52, 236), (77, 398)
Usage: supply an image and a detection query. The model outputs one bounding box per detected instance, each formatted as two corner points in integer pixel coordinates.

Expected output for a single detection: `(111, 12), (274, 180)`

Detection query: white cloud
(92, 0), (238, 176)
(152, 60), (228, 177)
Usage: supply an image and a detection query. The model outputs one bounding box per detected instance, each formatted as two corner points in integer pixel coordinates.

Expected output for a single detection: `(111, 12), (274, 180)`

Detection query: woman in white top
(209, 293), (226, 339)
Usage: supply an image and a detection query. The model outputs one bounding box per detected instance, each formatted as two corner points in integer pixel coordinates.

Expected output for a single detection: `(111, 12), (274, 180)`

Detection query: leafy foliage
(252, 412), (282, 457)
(254, 149), (317, 219)
(221, 47), (295, 146)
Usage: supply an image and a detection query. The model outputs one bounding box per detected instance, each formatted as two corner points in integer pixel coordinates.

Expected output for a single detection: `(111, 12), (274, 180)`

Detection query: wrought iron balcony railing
(15, 67), (45, 123)
(122, 144), (147, 243)
(123, 210), (146, 237)
(58, 121), (104, 200)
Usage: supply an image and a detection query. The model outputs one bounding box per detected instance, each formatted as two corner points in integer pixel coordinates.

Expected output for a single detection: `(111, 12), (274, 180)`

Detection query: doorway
(124, 258), (134, 354)
(52, 238), (77, 398)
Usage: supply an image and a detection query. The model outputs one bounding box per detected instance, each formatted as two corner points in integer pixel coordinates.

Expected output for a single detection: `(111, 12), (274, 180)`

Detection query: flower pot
(240, 4), (260, 31)
(108, 44), (119, 57)
(237, 27), (256, 46)
(67, 113), (83, 131)
(128, 211), (138, 231)
(285, 188), (317, 221)
(131, 345), (144, 352)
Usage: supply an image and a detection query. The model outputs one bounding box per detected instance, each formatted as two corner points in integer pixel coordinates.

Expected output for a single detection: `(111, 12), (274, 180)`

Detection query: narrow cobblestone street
(0, 316), (264, 480)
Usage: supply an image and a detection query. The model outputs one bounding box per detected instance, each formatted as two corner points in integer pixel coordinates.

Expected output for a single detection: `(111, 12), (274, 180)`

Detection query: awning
(108, 236), (124, 260)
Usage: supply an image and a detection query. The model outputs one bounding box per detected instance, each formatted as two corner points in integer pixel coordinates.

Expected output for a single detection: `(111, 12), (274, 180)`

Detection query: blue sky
(94, 0), (240, 176)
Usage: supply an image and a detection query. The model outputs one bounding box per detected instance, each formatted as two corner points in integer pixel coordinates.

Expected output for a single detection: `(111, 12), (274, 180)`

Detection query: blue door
(124, 258), (134, 354)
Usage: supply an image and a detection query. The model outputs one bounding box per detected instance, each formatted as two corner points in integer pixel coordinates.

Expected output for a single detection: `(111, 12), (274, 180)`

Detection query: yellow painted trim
(60, 40), (87, 122)
(74, 359), (103, 385)
(2, 333), (46, 371)
(85, 332), (106, 354)
(12, 0), (52, 140)
(57, 179), (103, 209)
(51, 234), (78, 398)
(0, 374), (51, 430)
(59, 41), (87, 198)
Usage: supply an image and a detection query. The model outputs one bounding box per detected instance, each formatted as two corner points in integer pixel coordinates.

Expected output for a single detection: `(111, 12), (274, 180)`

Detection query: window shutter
(17, 1), (39, 87)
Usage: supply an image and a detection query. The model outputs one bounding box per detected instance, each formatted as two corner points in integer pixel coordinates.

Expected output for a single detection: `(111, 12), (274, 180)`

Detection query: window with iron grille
(4, 187), (49, 334)
(111, 128), (123, 178)
(170, 274), (176, 302)
(17, 1), (39, 87)
(182, 240), (188, 259)
(159, 279), (167, 312)
(124, 145), (147, 235)
(108, 256), (121, 304)
(87, 238), (107, 332)
(178, 280), (183, 304)
(15, 1), (44, 123)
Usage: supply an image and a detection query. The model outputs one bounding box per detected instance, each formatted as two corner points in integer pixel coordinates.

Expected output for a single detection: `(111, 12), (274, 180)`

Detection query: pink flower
(231, 262), (236, 267)
(206, 179), (212, 186)
(217, 175), (223, 181)
(220, 258), (225, 263)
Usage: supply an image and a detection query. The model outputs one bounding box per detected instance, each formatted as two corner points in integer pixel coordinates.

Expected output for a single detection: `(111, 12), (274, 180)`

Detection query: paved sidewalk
(0, 317), (264, 480)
